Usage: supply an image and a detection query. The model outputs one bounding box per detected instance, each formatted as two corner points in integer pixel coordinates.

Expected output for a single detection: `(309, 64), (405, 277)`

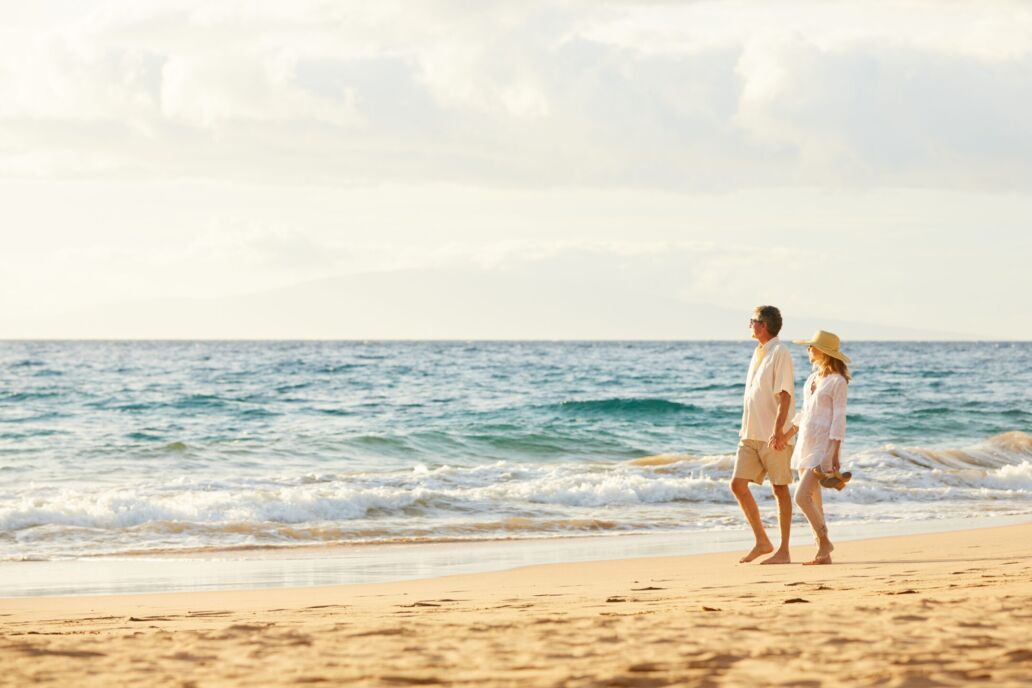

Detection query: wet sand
(2, 522), (1031, 686)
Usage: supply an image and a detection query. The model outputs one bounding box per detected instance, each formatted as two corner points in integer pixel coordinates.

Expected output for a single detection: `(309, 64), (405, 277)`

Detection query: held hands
(769, 425), (795, 451)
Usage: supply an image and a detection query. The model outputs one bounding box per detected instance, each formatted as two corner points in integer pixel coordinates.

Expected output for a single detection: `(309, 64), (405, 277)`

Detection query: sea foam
(2, 433), (1030, 560)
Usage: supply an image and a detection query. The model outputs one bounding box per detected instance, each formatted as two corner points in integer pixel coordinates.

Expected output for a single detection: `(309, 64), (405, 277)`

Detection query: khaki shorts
(734, 439), (794, 486)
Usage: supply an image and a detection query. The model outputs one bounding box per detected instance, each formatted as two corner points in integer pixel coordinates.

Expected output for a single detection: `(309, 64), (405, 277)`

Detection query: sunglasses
(749, 319), (765, 327)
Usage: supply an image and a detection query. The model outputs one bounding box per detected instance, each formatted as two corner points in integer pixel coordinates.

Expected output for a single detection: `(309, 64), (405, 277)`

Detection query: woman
(784, 330), (851, 565)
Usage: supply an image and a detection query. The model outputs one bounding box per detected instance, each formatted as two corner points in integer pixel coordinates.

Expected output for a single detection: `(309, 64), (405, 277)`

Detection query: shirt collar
(758, 336), (780, 352)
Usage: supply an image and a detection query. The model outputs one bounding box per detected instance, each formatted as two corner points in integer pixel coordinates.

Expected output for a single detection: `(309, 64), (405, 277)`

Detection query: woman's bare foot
(803, 553), (832, 565)
(803, 539), (834, 565)
(759, 550), (791, 565)
(739, 542), (774, 563)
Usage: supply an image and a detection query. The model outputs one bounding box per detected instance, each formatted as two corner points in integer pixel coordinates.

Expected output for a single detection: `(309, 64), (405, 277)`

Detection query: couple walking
(731, 305), (851, 566)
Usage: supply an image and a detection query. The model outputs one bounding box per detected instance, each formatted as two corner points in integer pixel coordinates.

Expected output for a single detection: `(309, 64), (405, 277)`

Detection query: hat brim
(793, 340), (851, 365)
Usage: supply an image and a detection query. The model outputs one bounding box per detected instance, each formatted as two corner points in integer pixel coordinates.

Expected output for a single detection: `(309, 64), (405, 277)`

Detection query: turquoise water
(1, 341), (1030, 565)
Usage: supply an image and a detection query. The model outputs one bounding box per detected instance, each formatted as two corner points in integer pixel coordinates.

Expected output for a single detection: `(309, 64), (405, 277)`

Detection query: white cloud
(579, 1), (1032, 62)
(0, 2), (1030, 339)
(1, 0), (1030, 188)
(157, 50), (361, 128)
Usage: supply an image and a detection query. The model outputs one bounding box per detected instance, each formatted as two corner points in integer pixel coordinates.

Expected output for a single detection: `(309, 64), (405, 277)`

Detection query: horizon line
(1, 337), (1023, 344)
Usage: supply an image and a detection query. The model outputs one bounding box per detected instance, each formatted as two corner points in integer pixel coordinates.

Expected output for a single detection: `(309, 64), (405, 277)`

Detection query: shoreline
(2, 522), (1031, 686)
(3, 512), (1029, 598)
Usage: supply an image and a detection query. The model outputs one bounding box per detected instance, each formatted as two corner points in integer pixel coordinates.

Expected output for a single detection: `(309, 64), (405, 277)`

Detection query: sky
(1, 0), (1030, 339)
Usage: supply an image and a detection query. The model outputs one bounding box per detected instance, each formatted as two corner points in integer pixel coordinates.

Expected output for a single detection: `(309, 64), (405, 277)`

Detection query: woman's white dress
(791, 371), (848, 470)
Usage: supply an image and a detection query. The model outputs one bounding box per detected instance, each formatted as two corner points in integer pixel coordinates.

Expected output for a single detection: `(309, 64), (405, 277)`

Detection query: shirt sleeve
(771, 346), (795, 397)
(829, 376), (848, 440)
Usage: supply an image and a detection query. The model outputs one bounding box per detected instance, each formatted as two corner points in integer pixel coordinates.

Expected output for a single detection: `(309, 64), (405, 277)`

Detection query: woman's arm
(824, 439), (842, 472)
(829, 376), (847, 443)
(826, 376), (848, 471)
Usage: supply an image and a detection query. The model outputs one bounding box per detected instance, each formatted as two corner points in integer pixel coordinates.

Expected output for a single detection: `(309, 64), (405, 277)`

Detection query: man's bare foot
(803, 554), (832, 565)
(739, 543), (774, 563)
(759, 550), (791, 565)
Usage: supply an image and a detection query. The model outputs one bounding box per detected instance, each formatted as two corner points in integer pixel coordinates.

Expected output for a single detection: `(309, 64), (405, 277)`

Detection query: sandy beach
(1, 523), (1030, 687)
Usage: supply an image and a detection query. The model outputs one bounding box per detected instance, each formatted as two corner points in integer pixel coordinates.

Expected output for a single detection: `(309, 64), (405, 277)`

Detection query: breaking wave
(3, 432), (1029, 561)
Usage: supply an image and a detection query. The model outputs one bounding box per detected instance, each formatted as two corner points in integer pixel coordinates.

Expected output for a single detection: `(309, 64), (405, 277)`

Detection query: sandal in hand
(811, 467), (852, 491)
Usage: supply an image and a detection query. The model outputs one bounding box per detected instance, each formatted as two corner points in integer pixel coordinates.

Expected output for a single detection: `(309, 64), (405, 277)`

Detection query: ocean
(1, 340), (1030, 594)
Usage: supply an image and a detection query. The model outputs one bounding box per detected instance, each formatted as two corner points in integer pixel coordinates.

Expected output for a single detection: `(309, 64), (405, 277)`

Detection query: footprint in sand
(163, 651), (217, 662)
(380, 674), (443, 685)
(13, 645), (106, 659)
(627, 661), (668, 673)
(224, 623), (271, 632)
(823, 637), (862, 645)
(682, 651), (744, 670)
(349, 628), (409, 638)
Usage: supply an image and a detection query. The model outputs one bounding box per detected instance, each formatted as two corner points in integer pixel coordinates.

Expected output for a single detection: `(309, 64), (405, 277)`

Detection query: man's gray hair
(754, 305), (783, 336)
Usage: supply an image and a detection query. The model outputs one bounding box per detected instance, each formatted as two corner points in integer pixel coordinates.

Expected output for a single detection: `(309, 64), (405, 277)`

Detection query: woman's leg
(808, 473), (833, 562)
(813, 474), (824, 514)
(793, 468), (833, 564)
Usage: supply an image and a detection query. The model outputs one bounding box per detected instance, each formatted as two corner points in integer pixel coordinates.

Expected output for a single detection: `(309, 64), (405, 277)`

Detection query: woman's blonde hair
(812, 348), (852, 382)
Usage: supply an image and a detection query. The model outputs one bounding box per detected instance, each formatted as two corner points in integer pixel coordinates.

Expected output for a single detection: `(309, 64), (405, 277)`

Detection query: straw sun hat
(793, 330), (851, 365)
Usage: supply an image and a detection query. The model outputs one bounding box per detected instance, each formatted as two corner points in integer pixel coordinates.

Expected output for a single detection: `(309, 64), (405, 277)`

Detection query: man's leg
(760, 483), (792, 564)
(756, 443), (793, 565)
(730, 477), (773, 563)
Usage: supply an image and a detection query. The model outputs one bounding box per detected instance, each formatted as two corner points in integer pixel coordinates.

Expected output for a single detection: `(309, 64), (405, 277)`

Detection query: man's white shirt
(740, 337), (796, 442)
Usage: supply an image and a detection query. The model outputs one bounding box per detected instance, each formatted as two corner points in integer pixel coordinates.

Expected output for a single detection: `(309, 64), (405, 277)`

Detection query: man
(731, 305), (796, 564)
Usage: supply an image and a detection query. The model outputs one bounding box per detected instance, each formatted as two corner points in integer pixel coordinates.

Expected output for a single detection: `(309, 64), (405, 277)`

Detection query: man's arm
(770, 391), (791, 450)
(769, 347), (794, 450)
